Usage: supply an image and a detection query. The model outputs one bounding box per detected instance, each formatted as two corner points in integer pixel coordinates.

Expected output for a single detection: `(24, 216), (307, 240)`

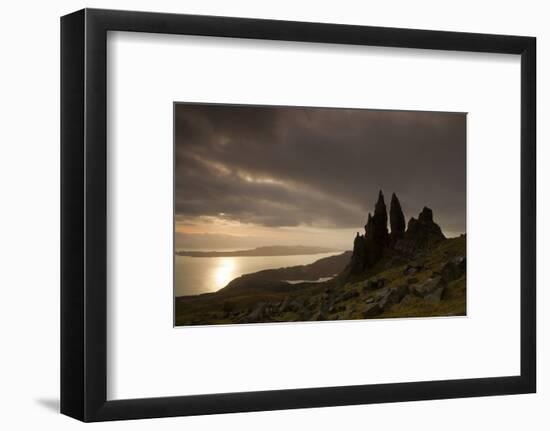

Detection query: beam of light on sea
(213, 257), (236, 291)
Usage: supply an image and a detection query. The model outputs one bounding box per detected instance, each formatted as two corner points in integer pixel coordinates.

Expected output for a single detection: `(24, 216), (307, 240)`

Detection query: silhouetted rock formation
(367, 191), (389, 266)
(389, 193), (405, 244)
(397, 207), (445, 254)
(363, 213), (376, 269)
(350, 232), (366, 274)
(349, 192), (446, 275)
(351, 191), (389, 274)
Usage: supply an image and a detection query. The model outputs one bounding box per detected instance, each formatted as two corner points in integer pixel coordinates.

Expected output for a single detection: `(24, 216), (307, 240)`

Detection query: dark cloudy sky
(175, 103), (466, 251)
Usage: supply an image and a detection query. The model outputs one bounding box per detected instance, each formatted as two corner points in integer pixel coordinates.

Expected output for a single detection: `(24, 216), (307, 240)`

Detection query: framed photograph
(61, 8), (536, 422)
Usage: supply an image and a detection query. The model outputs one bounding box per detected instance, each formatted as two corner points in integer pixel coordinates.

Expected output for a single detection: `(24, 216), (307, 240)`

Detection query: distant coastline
(175, 245), (340, 258)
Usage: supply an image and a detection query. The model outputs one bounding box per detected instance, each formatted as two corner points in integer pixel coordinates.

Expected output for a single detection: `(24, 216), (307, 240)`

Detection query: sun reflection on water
(213, 258), (236, 290)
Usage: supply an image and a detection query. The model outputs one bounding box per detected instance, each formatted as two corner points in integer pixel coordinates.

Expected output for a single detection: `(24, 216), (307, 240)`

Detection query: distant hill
(175, 245), (340, 257)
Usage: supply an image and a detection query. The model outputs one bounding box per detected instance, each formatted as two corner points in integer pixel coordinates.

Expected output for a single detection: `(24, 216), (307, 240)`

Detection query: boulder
(338, 289), (359, 302)
(363, 302), (384, 317)
(365, 278), (386, 290)
(441, 261), (460, 283)
(400, 294), (416, 307)
(403, 263), (423, 275)
(247, 302), (267, 321)
(425, 287), (445, 304)
(411, 276), (443, 297)
(378, 285), (410, 308)
(374, 286), (390, 299)
(441, 256), (466, 283)
(404, 266), (418, 276)
(455, 256), (466, 271)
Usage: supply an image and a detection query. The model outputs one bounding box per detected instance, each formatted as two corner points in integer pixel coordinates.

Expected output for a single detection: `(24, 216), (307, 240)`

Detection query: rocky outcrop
(350, 232), (366, 274)
(362, 284), (410, 317)
(356, 254), (465, 318)
(440, 257), (466, 283)
(350, 191), (390, 274)
(367, 191), (389, 264)
(389, 193), (406, 243)
(410, 276), (444, 297)
(349, 192), (447, 276)
(397, 207), (445, 254)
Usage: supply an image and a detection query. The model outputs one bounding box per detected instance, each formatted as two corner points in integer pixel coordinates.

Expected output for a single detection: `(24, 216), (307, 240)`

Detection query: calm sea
(175, 252), (341, 297)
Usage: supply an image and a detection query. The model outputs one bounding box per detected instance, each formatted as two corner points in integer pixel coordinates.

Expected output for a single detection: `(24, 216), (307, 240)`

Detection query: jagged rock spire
(372, 190), (388, 243)
(350, 231), (366, 274)
(390, 193), (406, 239)
(364, 212), (372, 235)
(374, 191), (388, 224)
(365, 191), (388, 266)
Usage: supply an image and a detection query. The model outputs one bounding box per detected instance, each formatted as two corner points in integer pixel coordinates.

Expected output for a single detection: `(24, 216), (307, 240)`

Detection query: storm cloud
(175, 103), (466, 236)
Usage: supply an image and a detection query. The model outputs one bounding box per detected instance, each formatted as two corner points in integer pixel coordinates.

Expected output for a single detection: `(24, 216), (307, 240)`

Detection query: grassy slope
(347, 236), (466, 319)
(175, 236), (466, 326)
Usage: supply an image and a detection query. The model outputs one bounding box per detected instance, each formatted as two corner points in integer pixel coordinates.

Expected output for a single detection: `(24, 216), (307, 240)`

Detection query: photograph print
(174, 103), (466, 326)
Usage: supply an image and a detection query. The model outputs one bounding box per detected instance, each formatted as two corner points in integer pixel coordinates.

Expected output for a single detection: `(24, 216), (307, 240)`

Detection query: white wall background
(0, 0), (546, 429)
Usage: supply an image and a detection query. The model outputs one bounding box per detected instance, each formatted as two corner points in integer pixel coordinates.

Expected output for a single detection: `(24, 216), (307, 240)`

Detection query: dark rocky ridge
(350, 191), (445, 275)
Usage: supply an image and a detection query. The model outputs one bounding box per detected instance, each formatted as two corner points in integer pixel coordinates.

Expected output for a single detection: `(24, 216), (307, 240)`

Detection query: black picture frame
(61, 8), (536, 422)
